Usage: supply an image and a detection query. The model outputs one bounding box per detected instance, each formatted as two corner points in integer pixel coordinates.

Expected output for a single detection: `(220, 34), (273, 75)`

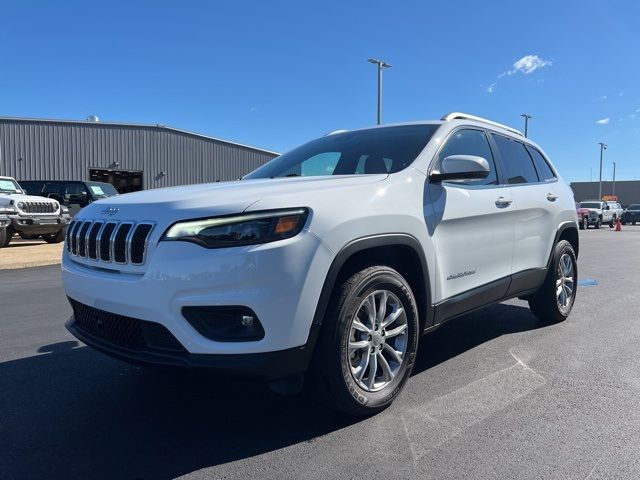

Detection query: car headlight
(17, 202), (25, 210)
(0, 206), (17, 214)
(162, 208), (309, 249)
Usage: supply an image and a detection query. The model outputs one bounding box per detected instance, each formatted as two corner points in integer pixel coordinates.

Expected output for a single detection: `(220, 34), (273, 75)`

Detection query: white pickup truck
(579, 200), (615, 228)
(0, 176), (71, 247)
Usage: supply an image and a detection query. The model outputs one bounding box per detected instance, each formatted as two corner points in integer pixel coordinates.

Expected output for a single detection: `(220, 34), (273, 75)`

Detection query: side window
(42, 182), (63, 197)
(527, 146), (556, 181)
(437, 129), (498, 185)
(492, 134), (539, 184)
(64, 183), (88, 197)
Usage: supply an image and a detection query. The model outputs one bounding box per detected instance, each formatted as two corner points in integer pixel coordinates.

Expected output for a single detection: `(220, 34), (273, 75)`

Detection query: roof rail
(325, 129), (349, 136)
(441, 112), (524, 137)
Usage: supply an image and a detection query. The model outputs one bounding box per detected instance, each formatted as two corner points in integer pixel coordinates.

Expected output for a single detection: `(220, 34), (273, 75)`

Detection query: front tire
(310, 266), (419, 416)
(528, 240), (577, 323)
(1, 227), (13, 247)
(595, 218), (601, 229)
(42, 227), (66, 244)
(580, 217), (588, 230)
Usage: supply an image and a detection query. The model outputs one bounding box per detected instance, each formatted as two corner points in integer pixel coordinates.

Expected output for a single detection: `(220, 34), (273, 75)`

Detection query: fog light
(182, 306), (264, 342)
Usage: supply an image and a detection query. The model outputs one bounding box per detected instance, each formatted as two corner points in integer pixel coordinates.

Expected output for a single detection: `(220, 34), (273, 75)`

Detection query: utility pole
(367, 58), (392, 125)
(598, 142), (607, 200)
(521, 114), (532, 137)
(612, 161), (616, 197)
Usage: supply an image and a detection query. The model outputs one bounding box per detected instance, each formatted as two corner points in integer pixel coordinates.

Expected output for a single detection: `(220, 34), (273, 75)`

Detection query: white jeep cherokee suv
(62, 113), (578, 415)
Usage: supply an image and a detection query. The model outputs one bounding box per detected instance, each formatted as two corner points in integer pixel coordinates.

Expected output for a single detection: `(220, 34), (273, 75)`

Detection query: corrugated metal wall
(571, 181), (640, 207)
(0, 119), (277, 189)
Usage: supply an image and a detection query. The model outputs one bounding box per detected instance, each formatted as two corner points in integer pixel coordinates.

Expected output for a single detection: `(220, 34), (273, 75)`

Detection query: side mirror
(429, 155), (490, 182)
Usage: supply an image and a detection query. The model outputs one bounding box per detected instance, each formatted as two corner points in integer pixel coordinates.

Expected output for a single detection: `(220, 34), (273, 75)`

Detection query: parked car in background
(622, 204), (640, 225)
(0, 176), (71, 247)
(20, 180), (118, 217)
(579, 200), (614, 228)
(575, 202), (592, 230)
(606, 201), (623, 222)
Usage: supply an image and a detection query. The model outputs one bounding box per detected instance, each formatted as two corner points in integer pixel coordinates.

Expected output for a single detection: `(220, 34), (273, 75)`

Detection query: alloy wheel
(347, 290), (408, 392)
(556, 253), (574, 314)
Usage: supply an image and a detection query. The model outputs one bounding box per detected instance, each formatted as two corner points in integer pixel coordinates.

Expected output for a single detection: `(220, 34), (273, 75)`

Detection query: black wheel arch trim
(311, 233), (433, 332)
(547, 221), (579, 269)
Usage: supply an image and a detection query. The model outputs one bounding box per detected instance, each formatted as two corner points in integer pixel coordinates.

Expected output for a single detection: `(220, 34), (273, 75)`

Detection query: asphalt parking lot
(2, 226), (640, 480)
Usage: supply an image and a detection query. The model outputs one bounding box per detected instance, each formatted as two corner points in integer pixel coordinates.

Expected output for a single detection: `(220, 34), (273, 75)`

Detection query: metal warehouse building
(571, 181), (640, 207)
(0, 116), (278, 193)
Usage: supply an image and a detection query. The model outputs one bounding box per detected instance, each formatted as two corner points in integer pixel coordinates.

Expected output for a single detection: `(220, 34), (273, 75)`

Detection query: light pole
(612, 161), (616, 197)
(368, 58), (392, 125)
(598, 142), (607, 200)
(521, 114), (532, 137)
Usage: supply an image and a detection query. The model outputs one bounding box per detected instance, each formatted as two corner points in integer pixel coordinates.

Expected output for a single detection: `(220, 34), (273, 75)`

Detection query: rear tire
(528, 240), (577, 323)
(580, 217), (587, 230)
(609, 218), (615, 228)
(42, 227), (66, 244)
(309, 266), (419, 416)
(595, 218), (601, 229)
(0, 228), (6, 248)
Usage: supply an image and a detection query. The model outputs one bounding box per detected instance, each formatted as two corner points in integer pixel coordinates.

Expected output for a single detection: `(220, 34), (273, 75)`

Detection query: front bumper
(10, 214), (70, 234)
(62, 229), (333, 358)
(65, 310), (318, 379)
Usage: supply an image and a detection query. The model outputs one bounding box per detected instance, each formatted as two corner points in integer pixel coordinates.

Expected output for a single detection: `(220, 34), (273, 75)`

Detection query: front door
(428, 128), (515, 303)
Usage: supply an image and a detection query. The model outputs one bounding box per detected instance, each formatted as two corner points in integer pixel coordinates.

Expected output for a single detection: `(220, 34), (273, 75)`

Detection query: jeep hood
(0, 193), (59, 206)
(79, 175), (387, 221)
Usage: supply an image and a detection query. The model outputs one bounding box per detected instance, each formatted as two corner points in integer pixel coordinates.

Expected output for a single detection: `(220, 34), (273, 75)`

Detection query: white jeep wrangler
(0, 176), (71, 247)
(62, 113), (578, 415)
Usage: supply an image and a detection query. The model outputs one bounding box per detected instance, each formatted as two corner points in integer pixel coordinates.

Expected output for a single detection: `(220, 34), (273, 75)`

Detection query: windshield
(580, 202), (601, 209)
(87, 182), (118, 198)
(0, 178), (23, 194)
(245, 124), (440, 179)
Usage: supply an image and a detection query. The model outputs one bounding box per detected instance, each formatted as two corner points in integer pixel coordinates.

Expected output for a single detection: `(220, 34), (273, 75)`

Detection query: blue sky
(1, 0), (639, 183)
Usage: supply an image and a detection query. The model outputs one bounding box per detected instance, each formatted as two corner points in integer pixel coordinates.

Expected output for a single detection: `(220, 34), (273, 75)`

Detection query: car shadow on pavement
(0, 303), (547, 480)
(412, 302), (550, 375)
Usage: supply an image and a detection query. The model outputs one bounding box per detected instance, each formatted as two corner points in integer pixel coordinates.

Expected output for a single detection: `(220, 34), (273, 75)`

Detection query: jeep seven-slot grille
(69, 298), (185, 353)
(66, 219), (154, 265)
(20, 201), (57, 214)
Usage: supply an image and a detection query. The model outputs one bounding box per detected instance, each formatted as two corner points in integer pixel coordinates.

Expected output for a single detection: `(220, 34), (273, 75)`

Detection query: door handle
(495, 196), (513, 207)
(546, 193), (558, 202)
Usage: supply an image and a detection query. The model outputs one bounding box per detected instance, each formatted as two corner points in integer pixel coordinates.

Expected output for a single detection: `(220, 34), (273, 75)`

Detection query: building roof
(0, 116), (279, 156)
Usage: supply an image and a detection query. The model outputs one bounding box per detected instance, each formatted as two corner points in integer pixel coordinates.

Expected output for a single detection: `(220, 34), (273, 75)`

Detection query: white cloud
(488, 54), (551, 93)
(596, 117), (610, 125)
(619, 92), (624, 96)
(507, 55), (552, 76)
(599, 95), (608, 100)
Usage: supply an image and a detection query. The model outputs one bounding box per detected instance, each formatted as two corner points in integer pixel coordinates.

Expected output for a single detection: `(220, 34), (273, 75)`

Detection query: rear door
(491, 134), (560, 274)
(429, 128), (516, 302)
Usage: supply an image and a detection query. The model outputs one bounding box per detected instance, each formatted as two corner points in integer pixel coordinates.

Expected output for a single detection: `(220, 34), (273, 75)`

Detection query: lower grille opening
(69, 298), (185, 353)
